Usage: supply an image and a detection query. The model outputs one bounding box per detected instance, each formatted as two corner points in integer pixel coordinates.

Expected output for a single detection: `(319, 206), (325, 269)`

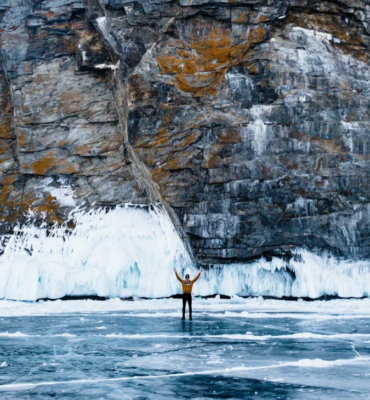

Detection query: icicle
(0, 206), (192, 301)
(0, 206), (370, 301)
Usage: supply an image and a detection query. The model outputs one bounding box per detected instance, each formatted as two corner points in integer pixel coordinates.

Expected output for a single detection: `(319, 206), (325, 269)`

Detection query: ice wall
(199, 252), (370, 299)
(0, 206), (191, 301)
(0, 206), (370, 301)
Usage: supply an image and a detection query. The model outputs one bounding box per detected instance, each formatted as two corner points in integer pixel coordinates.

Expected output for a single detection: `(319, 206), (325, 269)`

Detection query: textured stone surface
(0, 0), (148, 231)
(121, 0), (370, 262)
(1, 0), (370, 263)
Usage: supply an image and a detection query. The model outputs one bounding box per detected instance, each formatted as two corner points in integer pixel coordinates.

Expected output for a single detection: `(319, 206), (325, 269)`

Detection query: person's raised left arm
(192, 269), (203, 283)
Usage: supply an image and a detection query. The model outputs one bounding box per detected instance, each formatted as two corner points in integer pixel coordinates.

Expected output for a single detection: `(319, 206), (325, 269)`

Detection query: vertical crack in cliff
(0, 45), (18, 172)
(0, 40), (26, 219)
(83, 1), (196, 263)
(112, 69), (196, 262)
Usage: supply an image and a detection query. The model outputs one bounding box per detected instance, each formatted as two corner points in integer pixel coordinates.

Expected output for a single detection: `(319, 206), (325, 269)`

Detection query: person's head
(185, 274), (190, 281)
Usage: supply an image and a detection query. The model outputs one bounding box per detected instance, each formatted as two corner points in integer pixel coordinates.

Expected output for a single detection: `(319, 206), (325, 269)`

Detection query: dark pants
(182, 293), (192, 318)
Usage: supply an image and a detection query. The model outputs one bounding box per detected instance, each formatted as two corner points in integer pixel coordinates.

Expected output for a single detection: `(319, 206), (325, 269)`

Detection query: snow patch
(215, 332), (370, 340)
(55, 333), (76, 337)
(292, 27), (333, 42)
(220, 311), (370, 320)
(96, 17), (107, 34)
(32, 177), (76, 208)
(103, 332), (370, 341)
(94, 63), (119, 71)
(49, 186), (76, 208)
(0, 332), (29, 337)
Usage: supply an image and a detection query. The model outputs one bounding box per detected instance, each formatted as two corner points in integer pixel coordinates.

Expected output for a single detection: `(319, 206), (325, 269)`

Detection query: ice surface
(0, 298), (369, 399)
(1, 205), (370, 301)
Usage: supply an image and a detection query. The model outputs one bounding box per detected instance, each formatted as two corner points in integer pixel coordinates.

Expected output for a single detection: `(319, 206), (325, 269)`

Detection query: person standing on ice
(174, 268), (203, 320)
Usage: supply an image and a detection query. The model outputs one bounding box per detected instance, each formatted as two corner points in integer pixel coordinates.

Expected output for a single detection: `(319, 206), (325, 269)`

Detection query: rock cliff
(1, 0), (370, 265)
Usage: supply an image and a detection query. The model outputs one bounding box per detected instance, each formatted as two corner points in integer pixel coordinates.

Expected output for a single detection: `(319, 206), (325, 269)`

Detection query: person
(174, 268), (203, 320)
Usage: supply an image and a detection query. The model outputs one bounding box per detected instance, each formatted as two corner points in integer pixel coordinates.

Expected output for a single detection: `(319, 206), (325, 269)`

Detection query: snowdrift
(1, 205), (370, 301)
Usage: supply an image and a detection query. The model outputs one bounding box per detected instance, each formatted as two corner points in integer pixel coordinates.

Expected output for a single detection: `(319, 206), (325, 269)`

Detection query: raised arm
(174, 268), (184, 283)
(191, 269), (203, 284)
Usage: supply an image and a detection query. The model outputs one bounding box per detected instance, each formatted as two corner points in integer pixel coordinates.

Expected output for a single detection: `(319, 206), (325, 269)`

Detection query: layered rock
(1, 0), (370, 264)
(0, 0), (149, 233)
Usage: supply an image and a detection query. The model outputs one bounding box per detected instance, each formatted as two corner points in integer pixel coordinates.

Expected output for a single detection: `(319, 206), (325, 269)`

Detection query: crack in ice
(0, 356), (369, 392)
(58, 349), (134, 400)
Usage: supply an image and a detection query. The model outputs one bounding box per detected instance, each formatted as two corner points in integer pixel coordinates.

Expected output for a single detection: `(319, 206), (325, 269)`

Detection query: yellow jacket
(175, 271), (201, 294)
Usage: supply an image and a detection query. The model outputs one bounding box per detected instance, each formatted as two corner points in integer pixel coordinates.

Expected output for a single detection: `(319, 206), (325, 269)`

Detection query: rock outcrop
(1, 0), (370, 264)
(0, 0), (149, 232)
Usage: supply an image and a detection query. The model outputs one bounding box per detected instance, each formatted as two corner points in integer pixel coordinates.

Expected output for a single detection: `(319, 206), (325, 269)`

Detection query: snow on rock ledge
(0, 206), (370, 301)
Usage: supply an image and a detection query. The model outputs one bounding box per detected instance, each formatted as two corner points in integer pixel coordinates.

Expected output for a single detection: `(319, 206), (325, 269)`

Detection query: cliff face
(1, 0), (370, 264)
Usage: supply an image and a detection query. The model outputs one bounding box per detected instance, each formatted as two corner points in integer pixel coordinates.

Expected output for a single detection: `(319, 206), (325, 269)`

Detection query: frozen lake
(0, 298), (369, 399)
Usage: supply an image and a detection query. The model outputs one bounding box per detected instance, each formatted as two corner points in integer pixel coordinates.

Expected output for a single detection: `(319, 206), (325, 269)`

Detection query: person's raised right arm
(174, 268), (184, 283)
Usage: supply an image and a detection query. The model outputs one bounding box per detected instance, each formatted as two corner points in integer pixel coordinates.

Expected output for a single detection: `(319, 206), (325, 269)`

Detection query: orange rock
(156, 18), (267, 97)
(25, 150), (80, 175)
